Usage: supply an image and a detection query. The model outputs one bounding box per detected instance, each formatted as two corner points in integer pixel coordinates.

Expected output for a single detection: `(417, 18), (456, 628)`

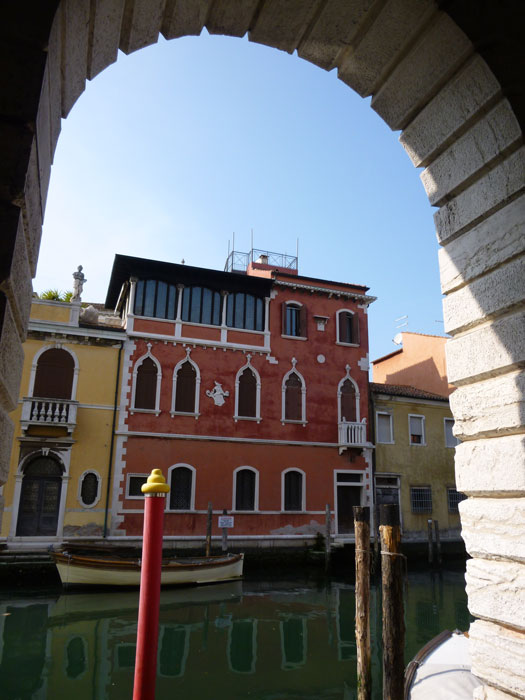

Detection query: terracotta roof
(370, 382), (448, 401)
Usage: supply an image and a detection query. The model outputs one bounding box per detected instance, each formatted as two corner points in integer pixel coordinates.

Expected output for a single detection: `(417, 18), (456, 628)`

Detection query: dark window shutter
(238, 368), (257, 417)
(33, 349), (75, 399)
(282, 302), (287, 335)
(352, 313), (360, 344)
(285, 373), (302, 421)
(134, 357), (157, 409)
(236, 469), (255, 510)
(299, 305), (307, 338)
(284, 471), (303, 511)
(340, 379), (357, 422)
(170, 467), (193, 510)
(175, 361), (196, 412)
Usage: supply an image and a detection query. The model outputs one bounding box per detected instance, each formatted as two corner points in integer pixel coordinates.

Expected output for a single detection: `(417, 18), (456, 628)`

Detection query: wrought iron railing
(224, 248), (298, 273)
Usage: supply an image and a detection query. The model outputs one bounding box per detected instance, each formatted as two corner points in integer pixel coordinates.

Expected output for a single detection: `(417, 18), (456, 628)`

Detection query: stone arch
(0, 3), (523, 696)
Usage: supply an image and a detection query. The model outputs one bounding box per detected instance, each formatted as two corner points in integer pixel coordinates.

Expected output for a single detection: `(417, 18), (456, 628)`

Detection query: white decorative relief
(206, 382), (230, 406)
(266, 355), (279, 364)
(358, 354), (370, 372)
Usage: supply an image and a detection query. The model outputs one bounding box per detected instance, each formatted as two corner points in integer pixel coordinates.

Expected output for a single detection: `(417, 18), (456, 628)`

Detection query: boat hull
(52, 552), (244, 588)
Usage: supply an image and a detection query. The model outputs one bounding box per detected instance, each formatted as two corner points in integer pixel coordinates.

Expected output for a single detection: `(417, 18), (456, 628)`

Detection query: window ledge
(377, 440), (395, 445)
(130, 408), (160, 416)
(409, 442), (426, 447)
(336, 341), (359, 347)
(281, 419), (308, 426)
(170, 411), (200, 419)
(281, 334), (307, 341)
(233, 416), (261, 423)
(166, 509), (195, 514)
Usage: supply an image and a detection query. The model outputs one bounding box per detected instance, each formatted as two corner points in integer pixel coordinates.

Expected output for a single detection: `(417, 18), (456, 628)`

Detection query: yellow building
(1, 296), (124, 546)
(371, 382), (463, 542)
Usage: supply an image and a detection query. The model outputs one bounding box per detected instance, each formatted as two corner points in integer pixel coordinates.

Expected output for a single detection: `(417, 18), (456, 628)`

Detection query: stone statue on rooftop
(72, 265), (86, 302)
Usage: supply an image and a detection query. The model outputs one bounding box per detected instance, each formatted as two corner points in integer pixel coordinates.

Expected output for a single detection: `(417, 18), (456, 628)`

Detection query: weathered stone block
(438, 195), (525, 294)
(88, 0), (126, 79)
(61, 0), (89, 117)
(401, 55), (501, 168)
(161, 0), (210, 40)
(450, 371), (525, 440)
(456, 436), (525, 496)
(435, 147), (525, 244)
(460, 496), (525, 562)
(120, 0), (164, 54)
(249, 0), (320, 54)
(206, 0), (259, 38)
(371, 12), (472, 130)
(36, 64), (52, 216)
(466, 558), (525, 632)
(443, 255), (525, 334)
(0, 214), (33, 339)
(0, 293), (24, 411)
(474, 685), (521, 700)
(47, 9), (63, 162)
(421, 100), (521, 206)
(469, 620), (525, 698)
(0, 405), (14, 485)
(298, 0), (376, 71)
(20, 140), (43, 278)
(446, 310), (525, 385)
(338, 0), (433, 97)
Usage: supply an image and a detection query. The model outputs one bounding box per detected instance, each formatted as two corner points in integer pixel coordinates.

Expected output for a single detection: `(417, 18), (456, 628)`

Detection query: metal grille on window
(80, 472), (98, 506)
(410, 486), (432, 513)
(236, 469), (255, 510)
(128, 476), (147, 497)
(447, 488), (466, 513)
(170, 467), (192, 510)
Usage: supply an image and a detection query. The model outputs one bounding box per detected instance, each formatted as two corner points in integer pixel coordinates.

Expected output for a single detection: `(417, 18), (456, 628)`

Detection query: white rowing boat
(405, 629), (481, 699)
(52, 550), (244, 588)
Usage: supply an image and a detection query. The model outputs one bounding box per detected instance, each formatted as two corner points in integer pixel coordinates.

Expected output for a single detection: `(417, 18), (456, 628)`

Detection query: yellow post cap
(141, 468), (170, 494)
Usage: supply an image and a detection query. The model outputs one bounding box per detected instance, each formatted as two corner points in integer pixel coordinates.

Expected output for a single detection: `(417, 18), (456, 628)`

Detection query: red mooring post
(133, 469), (170, 700)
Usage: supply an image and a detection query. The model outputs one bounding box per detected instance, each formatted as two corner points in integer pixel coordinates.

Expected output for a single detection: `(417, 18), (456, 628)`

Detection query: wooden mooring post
(353, 506), (371, 700)
(427, 518), (434, 566)
(434, 520), (442, 566)
(379, 504), (405, 700)
(205, 502), (212, 556)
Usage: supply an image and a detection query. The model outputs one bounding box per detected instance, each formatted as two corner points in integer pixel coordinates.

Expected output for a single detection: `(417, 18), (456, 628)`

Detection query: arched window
(33, 348), (75, 399)
(283, 470), (304, 511)
(282, 302), (307, 338)
(169, 465), (194, 510)
(282, 367), (306, 423)
(340, 379), (357, 422)
(134, 357), (158, 410)
(173, 360), (197, 413)
(16, 455), (63, 536)
(236, 365), (260, 419)
(79, 471), (101, 507)
(337, 310), (360, 345)
(234, 468), (258, 511)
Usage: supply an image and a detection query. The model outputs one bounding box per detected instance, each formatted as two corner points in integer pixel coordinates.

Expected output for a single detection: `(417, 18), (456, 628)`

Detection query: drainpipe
(103, 341), (123, 538)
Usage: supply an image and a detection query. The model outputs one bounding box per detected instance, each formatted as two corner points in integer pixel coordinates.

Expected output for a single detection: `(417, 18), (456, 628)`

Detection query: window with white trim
(336, 310), (359, 345)
(444, 418), (459, 447)
(409, 414), (425, 445)
(173, 360), (198, 414)
(282, 302), (307, 338)
(410, 486), (432, 513)
(234, 468), (257, 511)
(79, 470), (101, 508)
(237, 367), (257, 418)
(283, 470), (304, 511)
(127, 474), (148, 498)
(376, 412), (394, 443)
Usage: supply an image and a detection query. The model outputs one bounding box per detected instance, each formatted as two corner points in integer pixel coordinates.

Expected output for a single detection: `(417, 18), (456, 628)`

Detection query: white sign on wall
(218, 515), (234, 529)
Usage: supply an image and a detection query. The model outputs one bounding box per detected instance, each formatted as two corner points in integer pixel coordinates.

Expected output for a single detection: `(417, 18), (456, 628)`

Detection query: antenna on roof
(395, 315), (408, 329)
(251, 228), (254, 253)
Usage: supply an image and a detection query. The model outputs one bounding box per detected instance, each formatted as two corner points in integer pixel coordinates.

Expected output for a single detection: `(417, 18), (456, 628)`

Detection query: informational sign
(218, 515), (234, 529)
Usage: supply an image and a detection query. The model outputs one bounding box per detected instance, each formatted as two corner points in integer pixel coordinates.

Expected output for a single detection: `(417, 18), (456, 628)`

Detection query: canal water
(0, 568), (470, 699)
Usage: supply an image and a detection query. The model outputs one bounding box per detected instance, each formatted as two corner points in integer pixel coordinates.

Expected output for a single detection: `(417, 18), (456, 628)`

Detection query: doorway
(16, 457), (63, 536)
(335, 472), (363, 535)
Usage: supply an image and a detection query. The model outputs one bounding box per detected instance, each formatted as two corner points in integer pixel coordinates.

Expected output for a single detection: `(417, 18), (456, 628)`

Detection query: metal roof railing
(224, 248), (298, 273)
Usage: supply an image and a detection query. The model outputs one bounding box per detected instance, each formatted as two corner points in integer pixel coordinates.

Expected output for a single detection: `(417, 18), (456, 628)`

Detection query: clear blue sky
(37, 32), (446, 362)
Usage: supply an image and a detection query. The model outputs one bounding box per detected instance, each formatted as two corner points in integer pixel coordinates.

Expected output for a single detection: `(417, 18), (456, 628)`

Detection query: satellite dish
(393, 333), (403, 345)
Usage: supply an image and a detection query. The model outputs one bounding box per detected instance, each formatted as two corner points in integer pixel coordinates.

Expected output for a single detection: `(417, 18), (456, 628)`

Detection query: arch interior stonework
(0, 1), (524, 697)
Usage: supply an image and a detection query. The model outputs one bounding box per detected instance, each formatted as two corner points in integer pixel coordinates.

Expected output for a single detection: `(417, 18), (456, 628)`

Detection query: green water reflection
(0, 569), (469, 700)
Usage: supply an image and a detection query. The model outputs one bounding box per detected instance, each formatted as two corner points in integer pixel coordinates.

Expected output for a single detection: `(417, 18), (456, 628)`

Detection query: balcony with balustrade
(21, 397), (78, 435)
(338, 419), (367, 453)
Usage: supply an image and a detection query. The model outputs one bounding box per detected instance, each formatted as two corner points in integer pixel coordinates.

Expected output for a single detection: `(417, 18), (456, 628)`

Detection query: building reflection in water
(0, 571), (470, 700)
